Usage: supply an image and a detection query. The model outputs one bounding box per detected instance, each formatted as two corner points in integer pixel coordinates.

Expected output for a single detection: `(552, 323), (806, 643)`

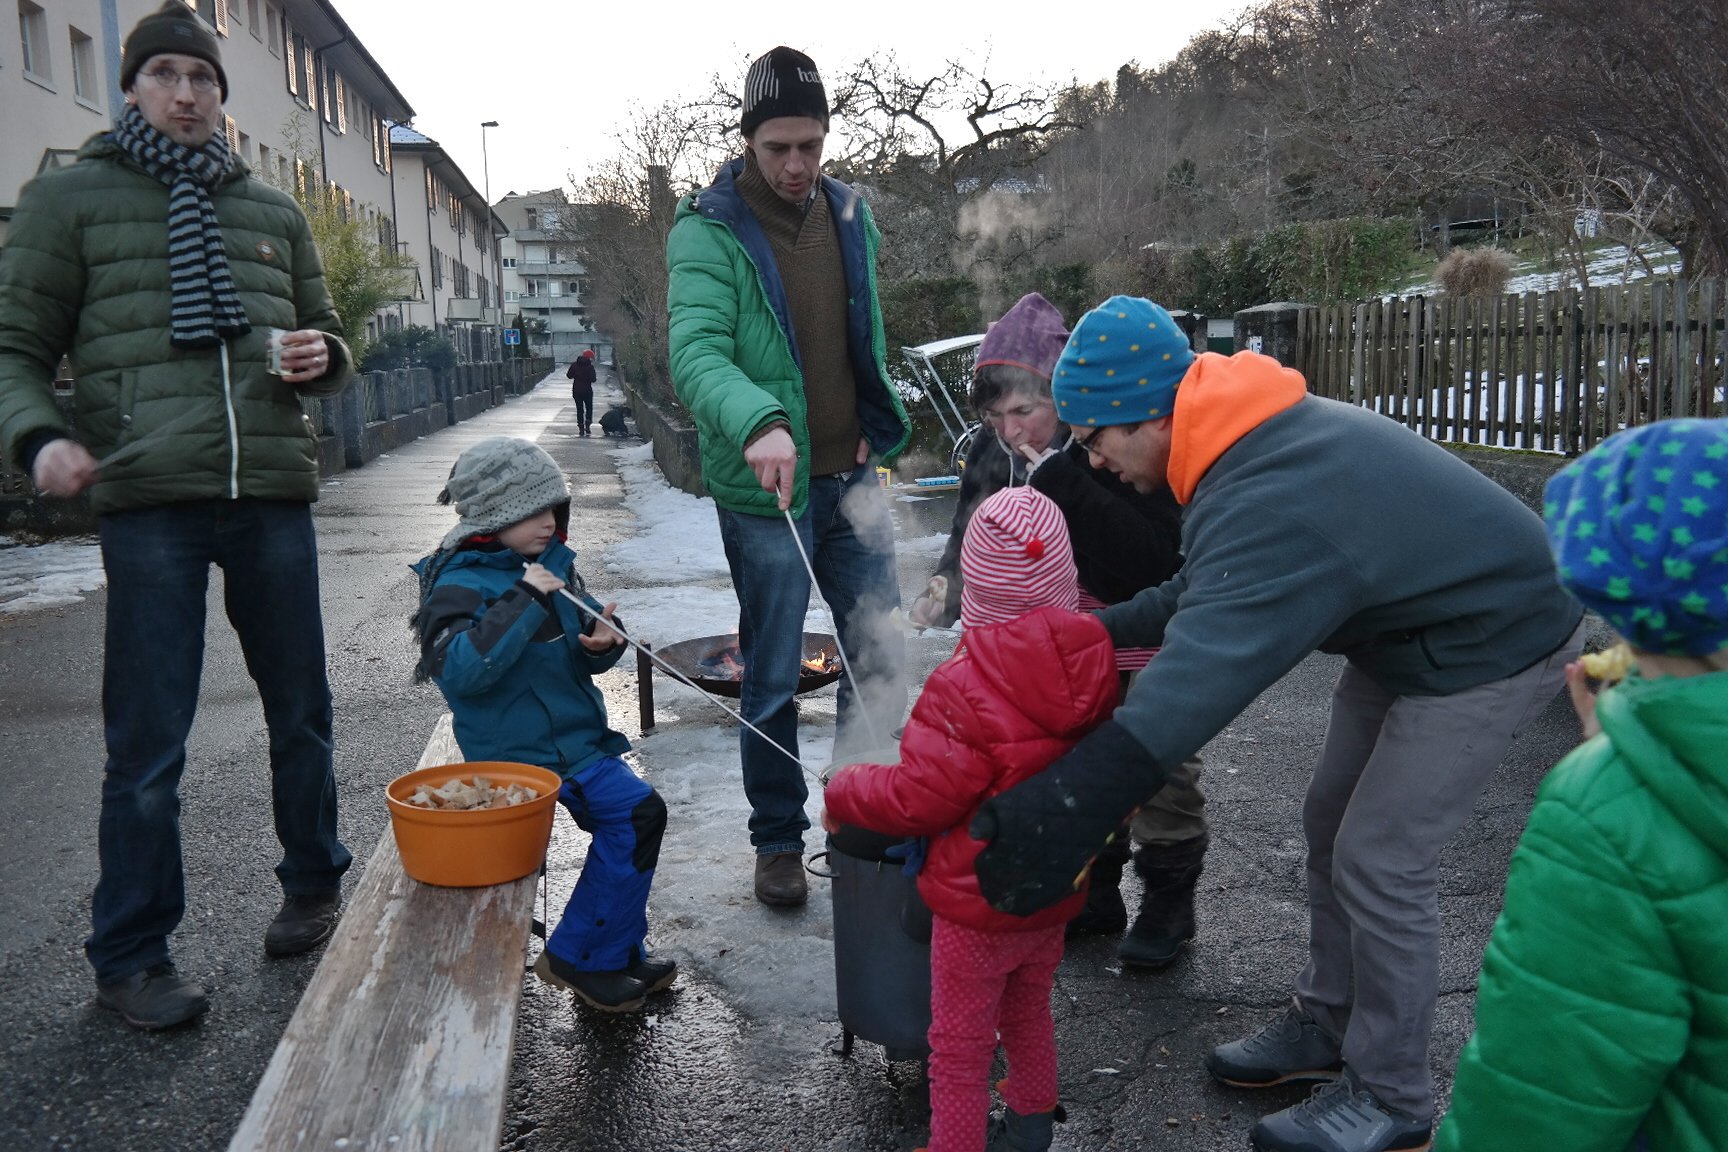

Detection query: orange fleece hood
(1166, 351), (1308, 504)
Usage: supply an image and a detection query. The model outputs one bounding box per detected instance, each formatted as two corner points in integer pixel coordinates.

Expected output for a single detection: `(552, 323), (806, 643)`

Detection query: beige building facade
(2, 0), (416, 347)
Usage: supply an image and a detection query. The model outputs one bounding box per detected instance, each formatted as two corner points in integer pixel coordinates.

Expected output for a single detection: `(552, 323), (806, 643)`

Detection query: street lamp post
(480, 120), (503, 368)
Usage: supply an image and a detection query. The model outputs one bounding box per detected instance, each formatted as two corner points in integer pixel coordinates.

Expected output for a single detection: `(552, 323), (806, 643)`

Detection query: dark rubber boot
(1118, 833), (1208, 969)
(1065, 835), (1129, 938)
(984, 1100), (1066, 1151)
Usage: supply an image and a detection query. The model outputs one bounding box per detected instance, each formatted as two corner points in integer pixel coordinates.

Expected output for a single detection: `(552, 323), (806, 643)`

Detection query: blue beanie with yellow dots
(1544, 418), (1728, 657)
(1053, 295), (1196, 429)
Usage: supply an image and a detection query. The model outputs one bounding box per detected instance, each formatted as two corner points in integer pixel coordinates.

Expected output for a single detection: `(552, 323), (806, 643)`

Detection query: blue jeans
(716, 465), (906, 853)
(88, 500), (351, 983)
(546, 757), (666, 972)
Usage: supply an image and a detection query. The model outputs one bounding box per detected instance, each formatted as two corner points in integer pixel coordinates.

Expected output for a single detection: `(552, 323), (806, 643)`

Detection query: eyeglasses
(1072, 424), (1109, 453)
(142, 66), (220, 94)
(1073, 421), (1139, 455)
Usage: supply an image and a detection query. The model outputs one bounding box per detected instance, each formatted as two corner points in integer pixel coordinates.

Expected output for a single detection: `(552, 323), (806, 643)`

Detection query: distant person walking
(0, 1), (354, 1031)
(567, 349), (597, 436)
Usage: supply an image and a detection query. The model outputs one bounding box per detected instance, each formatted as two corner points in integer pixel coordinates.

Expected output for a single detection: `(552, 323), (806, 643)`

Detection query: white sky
(333, 0), (1250, 200)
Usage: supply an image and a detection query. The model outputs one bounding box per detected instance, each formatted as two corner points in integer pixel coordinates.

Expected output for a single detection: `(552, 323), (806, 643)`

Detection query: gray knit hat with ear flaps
(438, 437), (569, 550)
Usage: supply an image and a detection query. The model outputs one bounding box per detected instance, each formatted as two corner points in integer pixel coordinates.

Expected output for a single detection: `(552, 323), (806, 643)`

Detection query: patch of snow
(0, 535), (106, 615)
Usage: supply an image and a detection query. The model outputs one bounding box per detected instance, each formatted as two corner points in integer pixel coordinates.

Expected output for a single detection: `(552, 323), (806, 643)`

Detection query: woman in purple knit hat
(907, 292), (1205, 968)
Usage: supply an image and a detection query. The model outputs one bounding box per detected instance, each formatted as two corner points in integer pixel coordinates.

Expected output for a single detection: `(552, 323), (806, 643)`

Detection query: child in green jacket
(1436, 418), (1728, 1152)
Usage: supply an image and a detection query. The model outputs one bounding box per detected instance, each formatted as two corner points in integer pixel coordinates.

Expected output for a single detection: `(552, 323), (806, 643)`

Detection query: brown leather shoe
(753, 851), (808, 907)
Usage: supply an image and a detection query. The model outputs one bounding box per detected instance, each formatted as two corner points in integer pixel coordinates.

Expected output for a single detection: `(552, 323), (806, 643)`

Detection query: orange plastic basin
(385, 761), (562, 887)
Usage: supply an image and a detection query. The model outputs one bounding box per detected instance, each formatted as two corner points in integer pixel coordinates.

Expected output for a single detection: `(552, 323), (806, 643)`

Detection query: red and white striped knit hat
(959, 487), (1078, 627)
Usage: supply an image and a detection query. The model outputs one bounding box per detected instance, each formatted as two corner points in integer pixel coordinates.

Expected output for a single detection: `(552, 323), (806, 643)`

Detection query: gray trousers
(1292, 622), (1583, 1120)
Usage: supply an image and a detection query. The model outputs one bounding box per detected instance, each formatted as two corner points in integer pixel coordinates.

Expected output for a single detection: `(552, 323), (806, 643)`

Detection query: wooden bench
(228, 715), (539, 1152)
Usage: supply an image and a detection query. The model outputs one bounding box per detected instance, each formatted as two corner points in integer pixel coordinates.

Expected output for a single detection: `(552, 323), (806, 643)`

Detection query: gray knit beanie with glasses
(437, 437), (569, 550)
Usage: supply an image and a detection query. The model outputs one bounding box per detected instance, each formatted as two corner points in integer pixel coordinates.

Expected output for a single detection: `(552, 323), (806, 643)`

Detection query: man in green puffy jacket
(666, 46), (912, 907)
(0, 2), (354, 1030)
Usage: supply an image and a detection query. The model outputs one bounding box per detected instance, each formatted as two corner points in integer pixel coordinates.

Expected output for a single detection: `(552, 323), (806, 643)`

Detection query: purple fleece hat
(975, 293), (1070, 380)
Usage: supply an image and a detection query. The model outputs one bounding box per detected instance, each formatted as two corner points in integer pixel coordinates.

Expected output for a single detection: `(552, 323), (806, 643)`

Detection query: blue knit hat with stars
(1544, 418), (1728, 657)
(1053, 295), (1196, 428)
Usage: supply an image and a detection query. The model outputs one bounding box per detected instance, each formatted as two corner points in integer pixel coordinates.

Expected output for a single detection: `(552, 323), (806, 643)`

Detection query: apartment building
(2, 0), (413, 346)
(387, 124), (505, 363)
(494, 188), (599, 364)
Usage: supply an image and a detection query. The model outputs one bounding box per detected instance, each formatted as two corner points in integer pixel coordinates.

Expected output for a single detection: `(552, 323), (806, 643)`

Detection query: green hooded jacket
(0, 134), (352, 514)
(1437, 669), (1728, 1152)
(665, 158), (909, 518)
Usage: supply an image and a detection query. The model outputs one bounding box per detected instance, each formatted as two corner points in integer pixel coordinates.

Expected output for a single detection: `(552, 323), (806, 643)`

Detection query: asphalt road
(0, 377), (1594, 1151)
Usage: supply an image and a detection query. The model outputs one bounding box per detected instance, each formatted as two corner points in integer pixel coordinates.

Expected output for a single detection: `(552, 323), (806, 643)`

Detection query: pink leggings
(925, 915), (1066, 1152)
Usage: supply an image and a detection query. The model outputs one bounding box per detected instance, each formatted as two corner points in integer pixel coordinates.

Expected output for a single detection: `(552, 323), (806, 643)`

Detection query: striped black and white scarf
(108, 103), (251, 349)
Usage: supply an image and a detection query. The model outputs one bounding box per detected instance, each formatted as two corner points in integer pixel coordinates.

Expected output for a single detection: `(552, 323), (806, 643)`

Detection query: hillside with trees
(561, 0), (1726, 414)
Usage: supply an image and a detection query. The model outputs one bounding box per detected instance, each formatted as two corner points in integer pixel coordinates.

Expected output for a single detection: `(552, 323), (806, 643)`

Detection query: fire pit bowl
(653, 631), (843, 699)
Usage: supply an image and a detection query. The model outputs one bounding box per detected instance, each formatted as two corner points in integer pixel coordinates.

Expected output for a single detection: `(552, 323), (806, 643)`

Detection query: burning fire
(696, 643), (839, 682)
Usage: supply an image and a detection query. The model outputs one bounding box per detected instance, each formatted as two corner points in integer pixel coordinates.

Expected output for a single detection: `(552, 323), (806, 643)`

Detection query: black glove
(970, 719), (1169, 917)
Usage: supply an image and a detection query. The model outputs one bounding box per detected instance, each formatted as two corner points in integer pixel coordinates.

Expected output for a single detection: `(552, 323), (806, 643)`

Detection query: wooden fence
(1295, 278), (1728, 455)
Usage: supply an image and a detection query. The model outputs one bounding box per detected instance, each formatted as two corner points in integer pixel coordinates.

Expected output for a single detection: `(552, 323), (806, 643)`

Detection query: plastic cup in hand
(266, 328), (287, 376)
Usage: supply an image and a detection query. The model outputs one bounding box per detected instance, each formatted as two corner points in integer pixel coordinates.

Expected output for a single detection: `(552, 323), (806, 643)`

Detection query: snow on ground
(1396, 243), (1685, 297)
(0, 535), (106, 615)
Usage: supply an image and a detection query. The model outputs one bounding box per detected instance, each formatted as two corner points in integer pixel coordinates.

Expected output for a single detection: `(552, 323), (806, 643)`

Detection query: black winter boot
(1118, 833), (1208, 970)
(1065, 834), (1129, 938)
(984, 1099), (1066, 1152)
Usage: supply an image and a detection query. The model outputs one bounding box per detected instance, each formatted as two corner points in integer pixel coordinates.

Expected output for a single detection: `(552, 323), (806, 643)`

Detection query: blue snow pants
(546, 756), (666, 973)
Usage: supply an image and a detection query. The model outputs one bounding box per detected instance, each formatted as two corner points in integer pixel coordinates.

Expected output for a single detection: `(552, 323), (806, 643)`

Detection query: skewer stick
(555, 587), (825, 784)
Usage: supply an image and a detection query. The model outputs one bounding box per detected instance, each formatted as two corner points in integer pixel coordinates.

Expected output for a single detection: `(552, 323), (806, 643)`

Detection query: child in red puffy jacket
(823, 487), (1118, 1152)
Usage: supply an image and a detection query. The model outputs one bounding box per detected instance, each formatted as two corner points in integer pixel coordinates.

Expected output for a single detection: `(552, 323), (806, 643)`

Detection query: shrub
(1435, 246), (1516, 297)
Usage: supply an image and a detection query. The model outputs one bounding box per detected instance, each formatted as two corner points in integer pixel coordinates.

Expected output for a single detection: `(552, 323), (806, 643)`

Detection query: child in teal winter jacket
(1436, 418), (1728, 1152)
(411, 436), (673, 1013)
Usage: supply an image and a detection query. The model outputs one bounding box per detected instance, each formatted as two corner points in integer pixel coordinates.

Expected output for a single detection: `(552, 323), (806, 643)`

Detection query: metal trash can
(819, 826), (932, 1064)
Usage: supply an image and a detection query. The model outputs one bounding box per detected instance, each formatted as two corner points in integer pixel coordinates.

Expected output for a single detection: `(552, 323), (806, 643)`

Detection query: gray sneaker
(1250, 1067), (1431, 1152)
(1207, 999), (1344, 1087)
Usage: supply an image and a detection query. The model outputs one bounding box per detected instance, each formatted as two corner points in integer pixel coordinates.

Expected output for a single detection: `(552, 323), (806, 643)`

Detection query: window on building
(548, 282), (561, 298)
(258, 143), (273, 182)
(223, 115), (240, 153)
(567, 282), (582, 297)
(194, 0), (230, 35)
(503, 257), (516, 269)
(525, 208), (538, 230)
(431, 248), (443, 289)
(425, 170), (437, 214)
(335, 76), (347, 132)
(19, 2), (51, 81)
(265, 2), (281, 54)
(246, 0), (261, 38)
(505, 289), (519, 303)
(70, 26), (98, 102)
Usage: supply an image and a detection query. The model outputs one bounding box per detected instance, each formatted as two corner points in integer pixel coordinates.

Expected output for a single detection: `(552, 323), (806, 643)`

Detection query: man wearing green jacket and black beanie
(667, 46), (911, 907)
(0, 2), (354, 1030)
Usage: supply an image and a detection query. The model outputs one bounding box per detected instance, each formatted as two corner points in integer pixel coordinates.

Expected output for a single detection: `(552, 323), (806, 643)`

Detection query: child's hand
(521, 563), (565, 596)
(1564, 661), (1603, 740)
(579, 601), (625, 651)
(908, 575), (948, 628)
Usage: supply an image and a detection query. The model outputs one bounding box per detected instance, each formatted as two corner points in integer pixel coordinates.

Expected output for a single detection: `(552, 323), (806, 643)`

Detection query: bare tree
(562, 99), (734, 407)
(1462, 0), (1728, 276)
